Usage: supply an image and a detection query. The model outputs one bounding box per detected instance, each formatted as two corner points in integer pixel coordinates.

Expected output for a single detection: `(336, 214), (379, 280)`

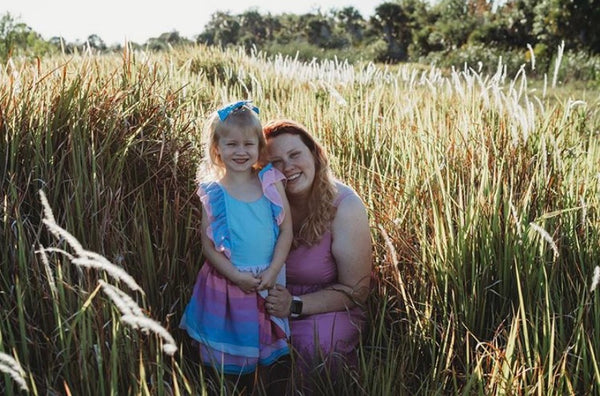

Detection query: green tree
(370, 2), (411, 62)
(0, 12), (53, 59)
(262, 13), (281, 42)
(334, 7), (366, 46)
(533, 0), (600, 53)
(428, 0), (478, 50)
(87, 34), (106, 51)
(146, 31), (190, 51)
(197, 12), (241, 47)
(499, 0), (536, 48)
(239, 9), (267, 47)
(305, 14), (335, 48)
(395, 0), (434, 58)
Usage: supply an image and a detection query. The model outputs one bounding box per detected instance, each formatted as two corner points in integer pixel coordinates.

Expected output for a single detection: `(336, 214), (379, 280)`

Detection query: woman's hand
(266, 284), (292, 318)
(232, 271), (261, 293)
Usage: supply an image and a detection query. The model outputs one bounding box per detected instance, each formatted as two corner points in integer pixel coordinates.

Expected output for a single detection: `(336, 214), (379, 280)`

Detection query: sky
(4, 0), (386, 46)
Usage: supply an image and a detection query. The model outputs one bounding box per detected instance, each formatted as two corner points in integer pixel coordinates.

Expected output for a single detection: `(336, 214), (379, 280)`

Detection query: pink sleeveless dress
(286, 185), (366, 374)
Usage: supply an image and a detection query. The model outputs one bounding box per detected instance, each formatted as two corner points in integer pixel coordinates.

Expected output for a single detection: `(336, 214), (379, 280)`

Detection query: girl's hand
(265, 284), (293, 318)
(232, 271), (261, 293)
(257, 268), (277, 291)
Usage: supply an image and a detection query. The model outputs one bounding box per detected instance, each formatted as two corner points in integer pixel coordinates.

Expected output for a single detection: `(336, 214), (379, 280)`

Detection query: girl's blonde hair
(197, 105), (265, 182)
(263, 119), (337, 246)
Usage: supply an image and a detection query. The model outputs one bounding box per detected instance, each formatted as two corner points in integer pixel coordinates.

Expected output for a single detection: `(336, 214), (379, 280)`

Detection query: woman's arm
(301, 190), (371, 315)
(200, 206), (261, 293)
(267, 188), (372, 317)
(259, 182), (293, 290)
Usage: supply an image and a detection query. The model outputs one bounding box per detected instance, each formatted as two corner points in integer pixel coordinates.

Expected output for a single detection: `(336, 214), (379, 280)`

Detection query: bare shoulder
(332, 182), (369, 236)
(331, 181), (372, 293)
(334, 181), (367, 216)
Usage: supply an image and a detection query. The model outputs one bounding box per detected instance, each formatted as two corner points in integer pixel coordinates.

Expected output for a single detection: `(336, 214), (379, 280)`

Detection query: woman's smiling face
(267, 133), (316, 198)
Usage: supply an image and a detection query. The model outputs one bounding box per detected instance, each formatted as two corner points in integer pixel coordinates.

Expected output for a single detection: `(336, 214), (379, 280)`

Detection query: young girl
(180, 101), (292, 383)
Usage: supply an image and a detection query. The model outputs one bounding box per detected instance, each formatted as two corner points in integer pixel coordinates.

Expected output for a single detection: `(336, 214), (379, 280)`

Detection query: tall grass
(1, 44), (599, 394)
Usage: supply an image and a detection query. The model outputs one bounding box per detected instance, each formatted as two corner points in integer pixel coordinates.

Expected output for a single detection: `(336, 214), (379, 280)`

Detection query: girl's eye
(227, 143), (236, 146)
(290, 152), (299, 158)
(271, 160), (282, 166)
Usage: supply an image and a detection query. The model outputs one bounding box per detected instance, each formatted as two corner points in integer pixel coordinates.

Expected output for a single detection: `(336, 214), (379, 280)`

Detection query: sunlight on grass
(1, 44), (599, 394)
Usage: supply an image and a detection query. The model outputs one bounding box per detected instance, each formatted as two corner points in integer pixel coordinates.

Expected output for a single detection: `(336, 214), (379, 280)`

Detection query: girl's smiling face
(267, 133), (316, 199)
(217, 127), (260, 173)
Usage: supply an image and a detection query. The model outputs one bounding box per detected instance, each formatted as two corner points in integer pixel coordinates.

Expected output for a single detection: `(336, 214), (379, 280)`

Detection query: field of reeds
(1, 44), (599, 395)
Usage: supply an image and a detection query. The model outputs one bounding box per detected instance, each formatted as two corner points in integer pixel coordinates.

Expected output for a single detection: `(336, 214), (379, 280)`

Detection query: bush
(262, 41), (368, 64)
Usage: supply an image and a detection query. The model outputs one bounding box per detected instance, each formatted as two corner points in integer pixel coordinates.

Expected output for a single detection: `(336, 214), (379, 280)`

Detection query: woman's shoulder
(332, 182), (368, 226)
(333, 181), (363, 208)
(330, 180), (370, 252)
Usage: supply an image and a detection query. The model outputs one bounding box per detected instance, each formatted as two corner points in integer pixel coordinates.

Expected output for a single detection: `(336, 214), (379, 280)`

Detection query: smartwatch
(290, 296), (303, 318)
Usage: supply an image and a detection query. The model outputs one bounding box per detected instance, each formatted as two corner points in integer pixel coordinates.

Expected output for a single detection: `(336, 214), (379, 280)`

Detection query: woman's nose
(282, 159), (293, 171)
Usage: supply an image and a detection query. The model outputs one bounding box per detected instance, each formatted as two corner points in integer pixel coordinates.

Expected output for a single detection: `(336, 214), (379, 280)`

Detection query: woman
(263, 119), (372, 384)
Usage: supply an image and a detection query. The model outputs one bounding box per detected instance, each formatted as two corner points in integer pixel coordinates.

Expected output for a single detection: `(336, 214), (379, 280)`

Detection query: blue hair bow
(217, 100), (259, 121)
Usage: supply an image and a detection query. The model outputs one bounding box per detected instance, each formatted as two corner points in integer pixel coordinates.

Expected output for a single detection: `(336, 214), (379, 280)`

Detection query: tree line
(2, 0), (600, 80)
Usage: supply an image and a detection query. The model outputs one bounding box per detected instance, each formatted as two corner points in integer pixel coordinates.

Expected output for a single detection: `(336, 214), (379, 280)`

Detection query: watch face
(291, 299), (303, 315)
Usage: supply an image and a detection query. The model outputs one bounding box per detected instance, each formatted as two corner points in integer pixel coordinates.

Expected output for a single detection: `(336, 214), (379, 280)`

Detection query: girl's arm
(200, 205), (261, 293)
(267, 188), (371, 317)
(258, 181), (293, 290)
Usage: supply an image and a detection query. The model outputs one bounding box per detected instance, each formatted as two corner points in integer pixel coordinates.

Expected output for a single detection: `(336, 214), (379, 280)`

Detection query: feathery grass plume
(37, 190), (175, 356)
(581, 198), (587, 228)
(529, 222), (560, 258)
(38, 247), (75, 260)
(98, 280), (145, 317)
(99, 280), (178, 356)
(552, 41), (565, 88)
(566, 99), (587, 118)
(527, 43), (535, 71)
(591, 266), (600, 293)
(37, 189), (56, 224)
(37, 245), (58, 299)
(322, 81), (347, 106)
(73, 255), (142, 293)
(39, 190), (85, 255)
(38, 190), (143, 292)
(0, 352), (30, 392)
(379, 225), (399, 268)
(120, 315), (178, 356)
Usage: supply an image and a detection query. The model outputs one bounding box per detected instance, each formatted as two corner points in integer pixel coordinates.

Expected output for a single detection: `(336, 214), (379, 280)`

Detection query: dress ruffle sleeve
(258, 163), (286, 226)
(197, 181), (232, 259)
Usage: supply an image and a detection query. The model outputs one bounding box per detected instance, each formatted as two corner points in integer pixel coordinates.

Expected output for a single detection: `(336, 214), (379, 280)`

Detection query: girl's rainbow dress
(180, 164), (290, 374)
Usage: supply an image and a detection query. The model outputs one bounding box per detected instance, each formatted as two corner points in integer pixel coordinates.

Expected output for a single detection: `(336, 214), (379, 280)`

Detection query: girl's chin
(227, 165), (253, 172)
